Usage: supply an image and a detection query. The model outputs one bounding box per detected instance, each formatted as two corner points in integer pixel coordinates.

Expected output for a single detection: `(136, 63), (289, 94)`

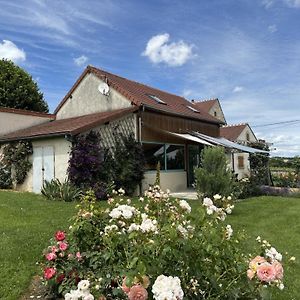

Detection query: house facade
(0, 66), (223, 193)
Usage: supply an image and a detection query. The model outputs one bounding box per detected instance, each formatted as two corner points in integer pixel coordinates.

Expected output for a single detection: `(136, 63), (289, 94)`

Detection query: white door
(32, 146), (54, 193)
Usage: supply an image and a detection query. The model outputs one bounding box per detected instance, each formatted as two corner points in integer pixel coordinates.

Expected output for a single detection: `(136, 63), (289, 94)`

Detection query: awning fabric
(191, 131), (269, 154)
(167, 132), (213, 146)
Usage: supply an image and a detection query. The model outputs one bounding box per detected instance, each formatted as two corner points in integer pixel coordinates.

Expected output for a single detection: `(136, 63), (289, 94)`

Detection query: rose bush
(42, 186), (288, 299)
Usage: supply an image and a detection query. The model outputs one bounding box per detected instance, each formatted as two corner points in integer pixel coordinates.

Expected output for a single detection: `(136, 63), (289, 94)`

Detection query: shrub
(195, 147), (234, 199)
(41, 186), (288, 299)
(0, 162), (12, 189)
(111, 134), (145, 196)
(41, 179), (82, 202)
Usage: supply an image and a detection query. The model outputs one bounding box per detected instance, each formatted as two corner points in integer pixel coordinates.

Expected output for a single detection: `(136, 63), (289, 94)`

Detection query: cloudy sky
(0, 0), (299, 157)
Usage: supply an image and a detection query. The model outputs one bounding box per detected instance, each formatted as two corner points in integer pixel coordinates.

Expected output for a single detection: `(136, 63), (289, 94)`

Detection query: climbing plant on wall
(0, 140), (33, 186)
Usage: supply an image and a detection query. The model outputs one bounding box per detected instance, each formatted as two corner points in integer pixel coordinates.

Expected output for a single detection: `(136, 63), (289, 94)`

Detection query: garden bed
(260, 185), (300, 196)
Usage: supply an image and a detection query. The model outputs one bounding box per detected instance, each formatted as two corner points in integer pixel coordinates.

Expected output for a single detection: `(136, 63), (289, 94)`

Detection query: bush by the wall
(0, 162), (12, 189)
(41, 179), (82, 202)
(111, 134), (145, 195)
(195, 146), (234, 199)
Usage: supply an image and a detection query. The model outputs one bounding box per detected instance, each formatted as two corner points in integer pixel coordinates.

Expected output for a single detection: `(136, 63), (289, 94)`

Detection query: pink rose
(247, 269), (255, 280)
(51, 246), (58, 253)
(122, 277), (131, 294)
(45, 252), (57, 261)
(55, 231), (66, 241)
(249, 256), (266, 271)
(128, 284), (148, 300)
(44, 267), (56, 280)
(273, 261), (284, 280)
(257, 263), (276, 282)
(76, 251), (82, 261)
(59, 241), (68, 251)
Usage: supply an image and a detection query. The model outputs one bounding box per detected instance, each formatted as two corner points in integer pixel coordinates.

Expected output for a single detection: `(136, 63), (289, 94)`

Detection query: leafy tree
(195, 146), (233, 198)
(0, 59), (48, 112)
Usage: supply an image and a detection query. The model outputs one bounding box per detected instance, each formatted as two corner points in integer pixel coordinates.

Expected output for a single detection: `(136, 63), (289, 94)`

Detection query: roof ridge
(222, 123), (248, 128)
(192, 98), (218, 103)
(0, 106), (55, 118)
(88, 65), (189, 101)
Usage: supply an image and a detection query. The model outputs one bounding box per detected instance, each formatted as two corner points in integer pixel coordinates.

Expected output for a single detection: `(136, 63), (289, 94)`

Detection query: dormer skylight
(186, 105), (200, 113)
(147, 94), (166, 105)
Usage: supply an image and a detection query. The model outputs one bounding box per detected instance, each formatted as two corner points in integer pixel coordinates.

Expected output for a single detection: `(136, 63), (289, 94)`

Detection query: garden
(0, 134), (298, 299)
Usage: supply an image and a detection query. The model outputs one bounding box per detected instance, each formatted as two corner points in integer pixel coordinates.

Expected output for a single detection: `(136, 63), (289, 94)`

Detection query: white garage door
(33, 146), (54, 193)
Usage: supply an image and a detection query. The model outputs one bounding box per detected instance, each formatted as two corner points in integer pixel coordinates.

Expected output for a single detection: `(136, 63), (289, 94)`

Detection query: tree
(194, 146), (233, 198)
(0, 59), (49, 112)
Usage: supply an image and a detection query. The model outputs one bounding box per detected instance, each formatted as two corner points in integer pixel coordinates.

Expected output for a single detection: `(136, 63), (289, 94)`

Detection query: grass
(0, 191), (299, 299)
(227, 196), (300, 300)
(0, 190), (76, 300)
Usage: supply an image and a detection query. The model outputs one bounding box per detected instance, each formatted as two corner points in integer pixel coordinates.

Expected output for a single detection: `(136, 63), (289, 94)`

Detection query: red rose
(44, 267), (56, 280)
(56, 273), (65, 284)
(55, 231), (66, 241)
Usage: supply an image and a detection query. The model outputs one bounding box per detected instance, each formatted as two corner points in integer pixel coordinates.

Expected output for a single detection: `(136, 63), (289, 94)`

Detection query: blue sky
(0, 0), (300, 157)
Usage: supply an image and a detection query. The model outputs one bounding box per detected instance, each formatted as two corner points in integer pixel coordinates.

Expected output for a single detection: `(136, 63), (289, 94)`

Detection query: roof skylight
(186, 105), (200, 113)
(147, 94), (166, 105)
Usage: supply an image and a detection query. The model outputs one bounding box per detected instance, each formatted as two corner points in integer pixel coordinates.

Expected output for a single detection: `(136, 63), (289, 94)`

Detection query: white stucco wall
(142, 171), (187, 193)
(56, 73), (132, 120)
(17, 137), (71, 192)
(0, 112), (52, 136)
(236, 126), (257, 144)
(209, 102), (226, 123)
(227, 152), (250, 180)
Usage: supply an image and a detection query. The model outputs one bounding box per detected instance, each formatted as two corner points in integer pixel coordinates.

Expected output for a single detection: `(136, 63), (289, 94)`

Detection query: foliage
(111, 134), (145, 196)
(1, 141), (33, 185)
(41, 186), (288, 300)
(248, 141), (270, 186)
(68, 132), (145, 198)
(154, 161), (160, 187)
(236, 177), (263, 199)
(0, 59), (49, 112)
(68, 131), (104, 189)
(195, 146), (234, 199)
(0, 161), (12, 189)
(272, 171), (299, 188)
(41, 179), (82, 202)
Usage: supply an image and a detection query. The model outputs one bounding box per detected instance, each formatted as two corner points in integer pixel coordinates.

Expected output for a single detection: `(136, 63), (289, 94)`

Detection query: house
(220, 123), (258, 179)
(192, 99), (262, 179)
(192, 98), (226, 124)
(0, 66), (224, 193)
(0, 107), (54, 136)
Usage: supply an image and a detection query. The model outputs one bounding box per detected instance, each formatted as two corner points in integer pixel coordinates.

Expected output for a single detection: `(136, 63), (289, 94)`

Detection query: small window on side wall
(238, 155), (244, 169)
(246, 132), (250, 141)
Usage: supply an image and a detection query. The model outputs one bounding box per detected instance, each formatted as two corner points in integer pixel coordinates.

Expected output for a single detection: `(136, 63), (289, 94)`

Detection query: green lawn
(0, 190), (76, 300)
(0, 191), (299, 299)
(227, 196), (300, 300)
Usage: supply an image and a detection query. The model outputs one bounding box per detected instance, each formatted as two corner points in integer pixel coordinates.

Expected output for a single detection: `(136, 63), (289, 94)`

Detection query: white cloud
(232, 86), (244, 93)
(0, 40), (26, 63)
(268, 24), (277, 33)
(283, 0), (300, 7)
(74, 55), (88, 66)
(142, 33), (193, 67)
(262, 0), (275, 8)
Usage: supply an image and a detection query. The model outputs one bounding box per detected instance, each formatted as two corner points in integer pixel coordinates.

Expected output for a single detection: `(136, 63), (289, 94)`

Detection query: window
(186, 105), (200, 113)
(143, 143), (165, 170)
(166, 145), (185, 170)
(142, 143), (185, 171)
(238, 155), (244, 169)
(214, 111), (217, 117)
(246, 132), (250, 141)
(147, 94), (166, 105)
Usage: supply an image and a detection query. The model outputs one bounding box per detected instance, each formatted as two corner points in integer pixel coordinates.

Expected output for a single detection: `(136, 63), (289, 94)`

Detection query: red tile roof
(0, 107), (138, 142)
(0, 106), (55, 118)
(220, 124), (248, 141)
(55, 66), (223, 125)
(192, 99), (218, 112)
